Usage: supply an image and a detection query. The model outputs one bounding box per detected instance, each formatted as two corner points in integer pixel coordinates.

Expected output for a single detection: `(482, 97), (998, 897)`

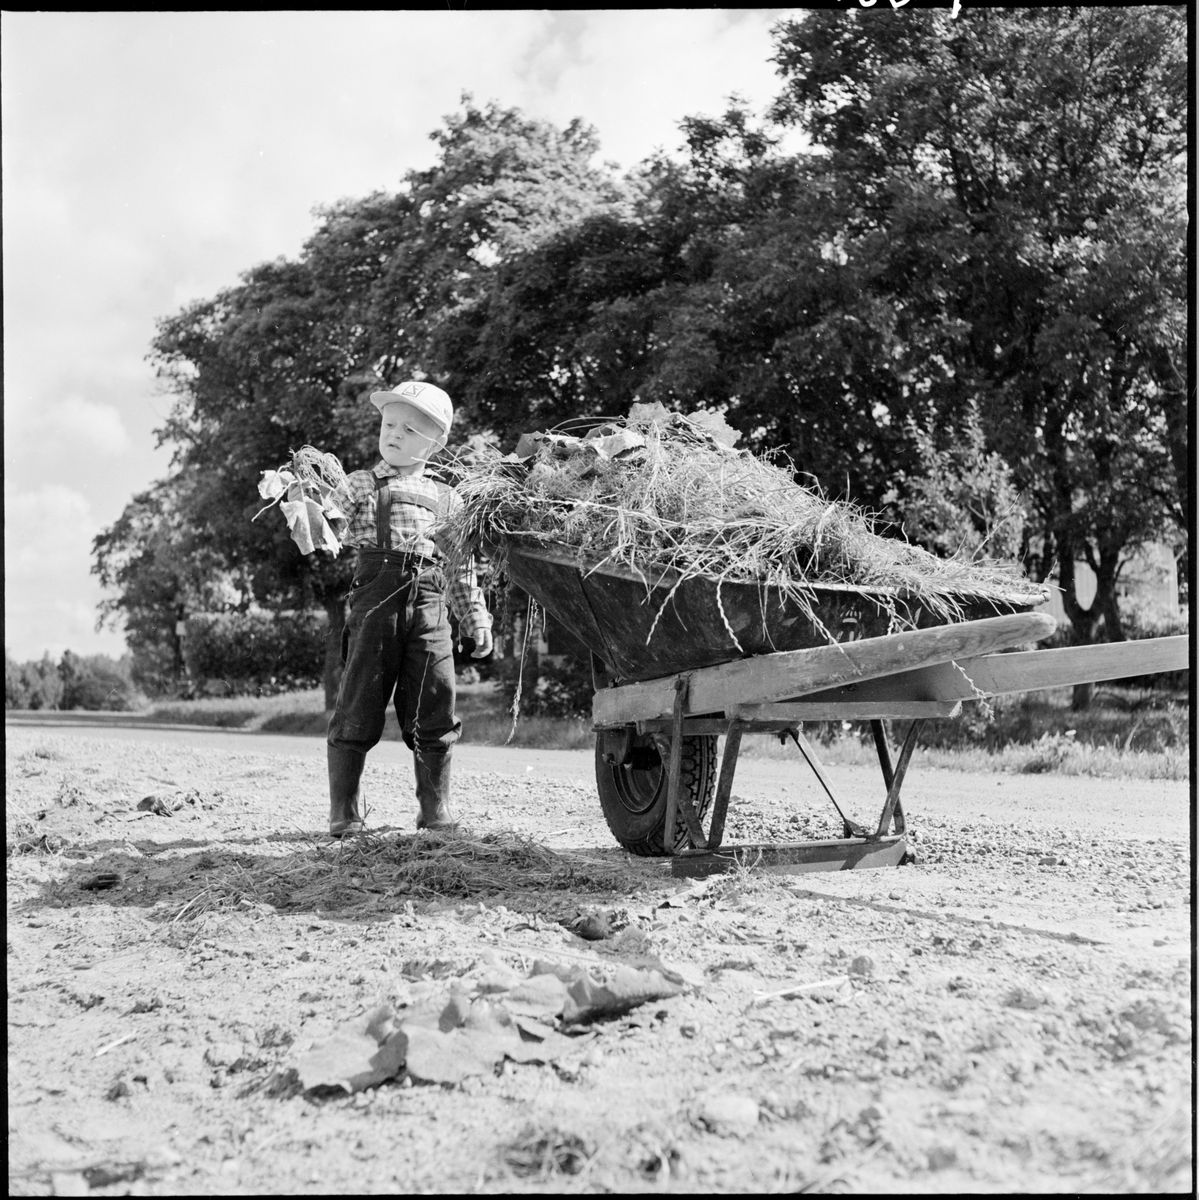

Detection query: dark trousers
(327, 551), (460, 816)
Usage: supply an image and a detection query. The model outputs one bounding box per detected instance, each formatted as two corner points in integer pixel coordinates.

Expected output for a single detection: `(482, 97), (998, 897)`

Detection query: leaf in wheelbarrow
(627, 400), (671, 427)
(561, 965), (684, 1025)
(685, 408), (741, 447)
(583, 428), (646, 460)
(512, 431), (575, 460)
(295, 1005), (406, 1094)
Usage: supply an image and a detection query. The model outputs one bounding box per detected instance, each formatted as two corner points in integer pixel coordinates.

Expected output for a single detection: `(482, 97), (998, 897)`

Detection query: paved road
(7, 713), (1188, 839)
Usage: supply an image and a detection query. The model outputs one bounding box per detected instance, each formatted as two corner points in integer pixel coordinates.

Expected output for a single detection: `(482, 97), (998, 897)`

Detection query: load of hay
(446, 402), (1046, 635)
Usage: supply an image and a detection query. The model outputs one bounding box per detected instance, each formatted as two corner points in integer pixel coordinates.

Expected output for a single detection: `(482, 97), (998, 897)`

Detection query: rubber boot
(414, 751), (457, 831)
(327, 744), (366, 837)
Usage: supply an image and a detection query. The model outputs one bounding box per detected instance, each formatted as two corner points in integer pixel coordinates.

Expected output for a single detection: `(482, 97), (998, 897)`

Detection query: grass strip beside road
(22, 681), (1184, 780)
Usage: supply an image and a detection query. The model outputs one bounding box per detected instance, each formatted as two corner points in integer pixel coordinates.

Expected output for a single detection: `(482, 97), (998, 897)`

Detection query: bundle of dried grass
(446, 403), (1045, 632)
(290, 445), (348, 495)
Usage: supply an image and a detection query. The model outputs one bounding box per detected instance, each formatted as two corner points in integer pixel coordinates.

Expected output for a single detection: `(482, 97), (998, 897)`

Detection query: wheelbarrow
(502, 539), (1189, 877)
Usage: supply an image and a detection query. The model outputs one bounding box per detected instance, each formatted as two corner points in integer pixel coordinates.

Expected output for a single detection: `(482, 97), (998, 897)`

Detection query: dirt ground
(7, 722), (1193, 1195)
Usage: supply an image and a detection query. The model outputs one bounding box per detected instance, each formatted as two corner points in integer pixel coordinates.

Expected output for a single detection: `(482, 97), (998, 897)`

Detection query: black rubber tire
(595, 732), (717, 856)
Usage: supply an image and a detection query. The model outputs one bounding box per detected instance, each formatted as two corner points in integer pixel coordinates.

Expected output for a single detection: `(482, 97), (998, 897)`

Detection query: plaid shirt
(330, 463), (491, 638)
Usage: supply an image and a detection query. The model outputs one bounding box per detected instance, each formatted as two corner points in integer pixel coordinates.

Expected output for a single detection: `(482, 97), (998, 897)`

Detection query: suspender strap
(375, 471), (450, 552)
(375, 474), (392, 551)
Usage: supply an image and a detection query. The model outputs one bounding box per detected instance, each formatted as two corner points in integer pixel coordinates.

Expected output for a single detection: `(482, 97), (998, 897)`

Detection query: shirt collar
(373, 461), (440, 484)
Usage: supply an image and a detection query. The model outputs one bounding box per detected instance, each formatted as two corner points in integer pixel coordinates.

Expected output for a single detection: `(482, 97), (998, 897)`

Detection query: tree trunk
(1063, 544), (1126, 712)
(173, 603), (187, 683)
(323, 597), (347, 712)
(1151, 343), (1189, 535)
(1057, 544), (1099, 712)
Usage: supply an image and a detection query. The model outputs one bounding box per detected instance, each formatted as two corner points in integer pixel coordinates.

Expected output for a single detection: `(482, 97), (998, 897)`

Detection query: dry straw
(445, 404), (1046, 638)
(290, 445), (348, 496)
(165, 831), (631, 920)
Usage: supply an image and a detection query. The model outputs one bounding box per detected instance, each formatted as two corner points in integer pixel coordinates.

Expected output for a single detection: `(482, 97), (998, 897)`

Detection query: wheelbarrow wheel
(594, 732), (717, 856)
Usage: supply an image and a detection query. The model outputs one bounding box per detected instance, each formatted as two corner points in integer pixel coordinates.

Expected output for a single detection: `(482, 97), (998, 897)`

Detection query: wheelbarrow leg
(663, 675), (707, 853)
(870, 720), (905, 835)
(787, 728), (867, 838)
(706, 718), (743, 851)
(875, 719), (923, 837)
(871, 719), (895, 789)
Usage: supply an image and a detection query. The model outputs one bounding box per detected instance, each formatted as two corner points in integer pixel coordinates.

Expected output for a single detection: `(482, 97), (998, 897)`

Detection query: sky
(3, 9), (802, 663)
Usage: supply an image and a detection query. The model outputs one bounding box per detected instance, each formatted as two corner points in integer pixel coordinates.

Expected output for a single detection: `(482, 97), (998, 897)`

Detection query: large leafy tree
(435, 100), (1013, 511)
(98, 100), (629, 705)
(769, 6), (1188, 704)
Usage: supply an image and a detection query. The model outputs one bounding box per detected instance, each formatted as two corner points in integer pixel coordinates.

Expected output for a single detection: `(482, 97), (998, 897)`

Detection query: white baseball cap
(369, 380), (453, 439)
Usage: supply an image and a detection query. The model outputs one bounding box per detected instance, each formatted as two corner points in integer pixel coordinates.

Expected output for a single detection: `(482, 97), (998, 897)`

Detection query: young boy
(325, 380), (493, 837)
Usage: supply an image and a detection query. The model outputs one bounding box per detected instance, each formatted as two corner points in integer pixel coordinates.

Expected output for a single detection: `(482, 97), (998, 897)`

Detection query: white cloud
(44, 396), (132, 455)
(528, 11), (785, 167)
(4, 484), (126, 661)
(5, 483), (94, 550)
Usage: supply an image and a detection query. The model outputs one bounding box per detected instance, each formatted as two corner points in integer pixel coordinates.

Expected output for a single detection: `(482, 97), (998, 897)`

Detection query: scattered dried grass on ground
(164, 830), (636, 923)
(502, 1124), (596, 1181)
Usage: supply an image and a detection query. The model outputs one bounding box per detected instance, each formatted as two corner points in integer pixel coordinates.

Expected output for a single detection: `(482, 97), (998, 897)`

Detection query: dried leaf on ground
(562, 965), (685, 1024)
(402, 1004), (583, 1084)
(402, 1025), (505, 1085)
(504, 973), (570, 1019)
(295, 1005), (406, 1094)
(136, 796), (173, 817)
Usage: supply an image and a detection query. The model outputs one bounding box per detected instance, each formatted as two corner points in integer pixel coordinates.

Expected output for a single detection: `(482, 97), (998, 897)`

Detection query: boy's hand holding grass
(469, 628), (494, 659)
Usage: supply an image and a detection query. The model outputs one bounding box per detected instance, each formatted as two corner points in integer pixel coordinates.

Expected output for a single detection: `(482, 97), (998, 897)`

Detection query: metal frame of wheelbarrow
(592, 624), (1189, 880)
(640, 679), (939, 879)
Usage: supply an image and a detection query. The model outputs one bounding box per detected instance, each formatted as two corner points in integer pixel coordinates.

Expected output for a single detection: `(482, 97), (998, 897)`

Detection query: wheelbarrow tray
(501, 538), (1043, 686)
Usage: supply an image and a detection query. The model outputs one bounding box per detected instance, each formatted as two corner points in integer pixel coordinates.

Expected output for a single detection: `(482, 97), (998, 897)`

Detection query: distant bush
(128, 639), (185, 700)
(6, 649), (143, 711)
(58, 650), (143, 711)
(183, 611), (326, 696)
(5, 651), (64, 710)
